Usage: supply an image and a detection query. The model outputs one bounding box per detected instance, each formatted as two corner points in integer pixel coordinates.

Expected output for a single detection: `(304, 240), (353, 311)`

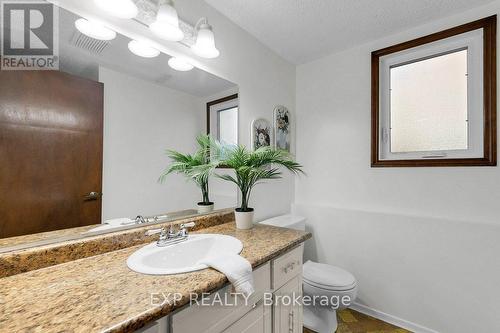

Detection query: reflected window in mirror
(218, 107), (238, 145)
(207, 94), (239, 145)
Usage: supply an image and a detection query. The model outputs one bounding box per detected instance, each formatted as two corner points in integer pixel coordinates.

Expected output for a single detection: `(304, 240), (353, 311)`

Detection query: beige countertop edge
(0, 223), (312, 333)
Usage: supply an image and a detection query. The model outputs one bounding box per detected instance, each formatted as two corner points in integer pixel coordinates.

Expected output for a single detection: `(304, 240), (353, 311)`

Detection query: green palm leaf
(159, 134), (221, 204)
(217, 145), (304, 211)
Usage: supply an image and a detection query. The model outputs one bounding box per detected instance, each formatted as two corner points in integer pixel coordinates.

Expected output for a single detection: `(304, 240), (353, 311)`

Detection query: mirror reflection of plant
(216, 145), (304, 212)
(159, 134), (220, 205)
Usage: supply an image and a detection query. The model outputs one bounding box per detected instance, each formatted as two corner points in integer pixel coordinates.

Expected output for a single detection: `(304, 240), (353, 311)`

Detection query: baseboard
(350, 303), (440, 333)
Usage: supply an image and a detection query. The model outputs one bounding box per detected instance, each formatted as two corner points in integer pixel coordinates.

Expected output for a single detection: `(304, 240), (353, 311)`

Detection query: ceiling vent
(70, 31), (109, 55)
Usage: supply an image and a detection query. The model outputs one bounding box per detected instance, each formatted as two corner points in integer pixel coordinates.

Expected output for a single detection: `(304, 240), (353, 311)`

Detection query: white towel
(85, 218), (136, 233)
(201, 254), (255, 297)
(104, 218), (135, 226)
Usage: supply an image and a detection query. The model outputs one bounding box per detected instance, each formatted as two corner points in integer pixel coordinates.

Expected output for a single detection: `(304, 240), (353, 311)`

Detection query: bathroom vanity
(156, 245), (304, 333)
(0, 218), (310, 333)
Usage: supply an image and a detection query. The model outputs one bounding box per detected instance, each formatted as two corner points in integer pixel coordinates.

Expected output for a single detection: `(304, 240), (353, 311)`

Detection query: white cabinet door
(223, 301), (271, 333)
(273, 275), (303, 333)
(172, 263), (271, 333)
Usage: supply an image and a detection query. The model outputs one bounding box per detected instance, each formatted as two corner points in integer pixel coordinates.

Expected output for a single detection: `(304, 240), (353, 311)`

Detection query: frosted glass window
(373, 22), (494, 167)
(218, 107), (238, 145)
(390, 49), (468, 153)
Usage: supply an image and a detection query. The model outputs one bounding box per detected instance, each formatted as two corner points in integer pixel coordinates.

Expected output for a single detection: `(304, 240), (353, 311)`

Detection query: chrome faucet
(135, 214), (170, 225)
(135, 215), (147, 224)
(145, 222), (196, 247)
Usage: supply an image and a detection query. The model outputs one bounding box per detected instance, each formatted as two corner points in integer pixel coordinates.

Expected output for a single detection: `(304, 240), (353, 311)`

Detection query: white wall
(295, 2), (500, 332)
(100, 67), (203, 220)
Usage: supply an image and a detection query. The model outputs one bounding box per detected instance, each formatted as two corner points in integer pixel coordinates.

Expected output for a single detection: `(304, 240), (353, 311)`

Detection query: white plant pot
(234, 209), (254, 229)
(197, 203), (214, 214)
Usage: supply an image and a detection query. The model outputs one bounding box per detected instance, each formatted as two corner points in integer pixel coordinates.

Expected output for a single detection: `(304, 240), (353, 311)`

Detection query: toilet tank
(259, 215), (306, 231)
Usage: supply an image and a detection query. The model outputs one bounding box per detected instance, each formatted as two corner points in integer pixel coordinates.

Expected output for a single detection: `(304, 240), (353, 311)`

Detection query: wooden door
(0, 70), (103, 238)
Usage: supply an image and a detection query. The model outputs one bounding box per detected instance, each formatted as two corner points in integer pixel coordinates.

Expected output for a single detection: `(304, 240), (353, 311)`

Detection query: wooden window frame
(206, 93), (239, 138)
(206, 93), (238, 168)
(371, 16), (497, 167)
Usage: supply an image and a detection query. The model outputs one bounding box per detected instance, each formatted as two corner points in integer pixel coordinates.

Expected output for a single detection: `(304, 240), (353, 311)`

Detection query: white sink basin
(127, 234), (243, 275)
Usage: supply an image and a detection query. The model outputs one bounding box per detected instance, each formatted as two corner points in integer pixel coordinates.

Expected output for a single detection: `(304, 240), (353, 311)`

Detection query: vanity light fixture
(150, 0), (184, 42)
(128, 40), (160, 58)
(94, 0), (138, 19)
(191, 18), (220, 59)
(75, 18), (117, 41)
(168, 57), (194, 71)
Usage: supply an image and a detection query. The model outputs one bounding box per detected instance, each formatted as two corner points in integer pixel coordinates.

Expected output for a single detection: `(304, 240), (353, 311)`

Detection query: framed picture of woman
(251, 118), (272, 150)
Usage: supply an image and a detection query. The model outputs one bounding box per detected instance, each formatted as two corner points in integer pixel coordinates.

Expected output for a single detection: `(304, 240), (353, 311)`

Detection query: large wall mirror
(0, 5), (238, 252)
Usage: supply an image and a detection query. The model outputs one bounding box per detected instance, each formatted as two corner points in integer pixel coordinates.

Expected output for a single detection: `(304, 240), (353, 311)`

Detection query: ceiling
(205, 0), (496, 64)
(58, 8), (235, 97)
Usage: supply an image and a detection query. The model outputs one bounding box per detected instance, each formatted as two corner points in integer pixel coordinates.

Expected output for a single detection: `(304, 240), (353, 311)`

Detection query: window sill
(371, 157), (497, 167)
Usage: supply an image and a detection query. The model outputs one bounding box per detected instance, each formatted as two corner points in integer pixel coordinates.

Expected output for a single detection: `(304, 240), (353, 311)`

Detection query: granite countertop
(0, 210), (235, 278)
(0, 222), (311, 333)
(0, 224), (98, 248)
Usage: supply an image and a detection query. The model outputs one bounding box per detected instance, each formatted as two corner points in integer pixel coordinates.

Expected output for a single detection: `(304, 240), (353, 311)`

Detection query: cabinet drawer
(272, 245), (303, 290)
(172, 262), (271, 333)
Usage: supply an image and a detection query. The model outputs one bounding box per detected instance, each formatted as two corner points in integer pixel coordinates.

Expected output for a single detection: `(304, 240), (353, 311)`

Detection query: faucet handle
(145, 227), (165, 236)
(179, 222), (196, 237)
(180, 222), (196, 229)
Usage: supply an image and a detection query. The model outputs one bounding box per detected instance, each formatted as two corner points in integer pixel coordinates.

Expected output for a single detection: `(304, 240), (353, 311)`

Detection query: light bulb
(75, 18), (116, 41)
(192, 21), (220, 59)
(94, 0), (138, 19)
(150, 1), (184, 41)
(168, 57), (194, 71)
(128, 40), (160, 58)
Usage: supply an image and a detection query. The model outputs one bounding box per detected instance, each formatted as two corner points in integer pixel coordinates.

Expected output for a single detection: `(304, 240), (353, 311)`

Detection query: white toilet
(260, 215), (358, 333)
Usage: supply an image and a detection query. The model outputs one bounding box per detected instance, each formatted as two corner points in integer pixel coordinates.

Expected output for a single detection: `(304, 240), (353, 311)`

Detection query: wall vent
(70, 31), (109, 55)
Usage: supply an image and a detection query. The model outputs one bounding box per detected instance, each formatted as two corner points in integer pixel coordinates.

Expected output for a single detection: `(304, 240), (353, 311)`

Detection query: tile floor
(303, 309), (412, 333)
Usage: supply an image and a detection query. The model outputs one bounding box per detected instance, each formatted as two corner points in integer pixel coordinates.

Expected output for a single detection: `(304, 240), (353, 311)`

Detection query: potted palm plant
(159, 134), (219, 214)
(217, 145), (304, 229)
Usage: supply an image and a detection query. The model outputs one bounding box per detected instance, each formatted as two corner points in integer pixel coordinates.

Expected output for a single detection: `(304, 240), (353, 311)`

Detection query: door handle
(84, 192), (102, 201)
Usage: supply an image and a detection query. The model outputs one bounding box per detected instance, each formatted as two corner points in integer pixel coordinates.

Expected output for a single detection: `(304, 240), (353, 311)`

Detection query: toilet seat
(303, 277), (357, 292)
(303, 261), (357, 291)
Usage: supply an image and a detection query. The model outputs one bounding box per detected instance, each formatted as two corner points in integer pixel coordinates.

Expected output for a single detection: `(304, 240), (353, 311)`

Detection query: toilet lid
(303, 261), (357, 291)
